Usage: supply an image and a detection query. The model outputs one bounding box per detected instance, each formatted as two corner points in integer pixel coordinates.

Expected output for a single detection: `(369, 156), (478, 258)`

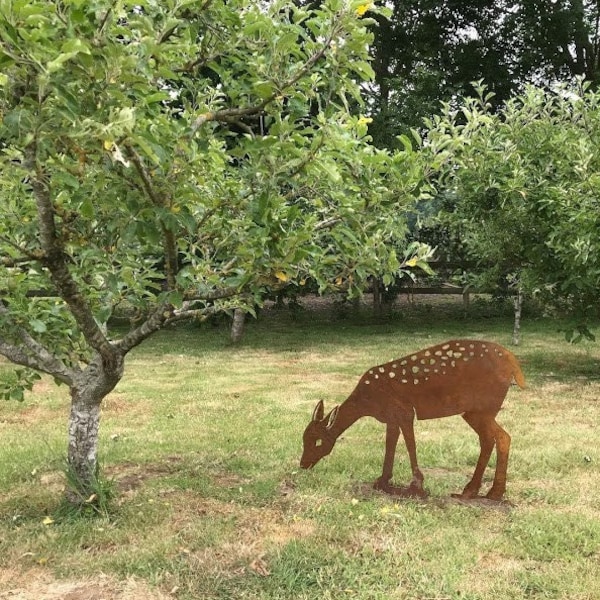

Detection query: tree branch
(192, 20), (339, 131)
(0, 304), (75, 384)
(315, 216), (341, 231)
(96, 0), (118, 38)
(0, 234), (43, 263)
(114, 285), (242, 354)
(164, 305), (217, 326)
(124, 142), (179, 289)
(24, 143), (120, 368)
(113, 302), (172, 354)
(1, 255), (32, 267)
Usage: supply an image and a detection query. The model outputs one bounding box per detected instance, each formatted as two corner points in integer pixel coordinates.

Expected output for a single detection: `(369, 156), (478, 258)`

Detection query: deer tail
(506, 350), (526, 389)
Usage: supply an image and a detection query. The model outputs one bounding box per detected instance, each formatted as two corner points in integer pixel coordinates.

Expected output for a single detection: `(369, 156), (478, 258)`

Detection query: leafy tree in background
(425, 81), (600, 339)
(0, 0), (432, 501)
(367, 0), (600, 147)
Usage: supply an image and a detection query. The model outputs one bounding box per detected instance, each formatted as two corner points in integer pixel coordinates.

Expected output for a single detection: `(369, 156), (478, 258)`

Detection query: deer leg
(399, 417), (425, 495)
(373, 423), (400, 491)
(455, 411), (496, 499)
(486, 420), (511, 501)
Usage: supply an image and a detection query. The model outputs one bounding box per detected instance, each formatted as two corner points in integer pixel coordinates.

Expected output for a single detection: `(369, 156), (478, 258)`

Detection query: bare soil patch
(0, 573), (170, 600)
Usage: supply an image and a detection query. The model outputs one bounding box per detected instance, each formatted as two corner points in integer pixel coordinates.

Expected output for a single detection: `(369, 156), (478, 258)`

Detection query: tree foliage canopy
(426, 81), (600, 321)
(368, 0), (600, 145)
(0, 0), (432, 495)
(0, 0), (430, 370)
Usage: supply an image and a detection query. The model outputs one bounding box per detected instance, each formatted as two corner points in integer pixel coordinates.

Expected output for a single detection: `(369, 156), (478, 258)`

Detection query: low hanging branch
(0, 304), (74, 383)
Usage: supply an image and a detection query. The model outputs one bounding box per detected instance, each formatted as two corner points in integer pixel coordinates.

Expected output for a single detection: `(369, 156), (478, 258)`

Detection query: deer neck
(327, 395), (364, 440)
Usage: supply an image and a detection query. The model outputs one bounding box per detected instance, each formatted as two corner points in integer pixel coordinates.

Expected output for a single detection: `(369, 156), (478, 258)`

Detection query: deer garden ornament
(300, 340), (525, 500)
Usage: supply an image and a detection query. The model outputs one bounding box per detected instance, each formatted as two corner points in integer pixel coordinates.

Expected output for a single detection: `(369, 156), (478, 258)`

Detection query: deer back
(357, 340), (524, 420)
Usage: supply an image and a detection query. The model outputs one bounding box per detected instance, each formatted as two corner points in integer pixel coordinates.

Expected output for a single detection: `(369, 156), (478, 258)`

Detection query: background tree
(367, 0), (600, 147)
(0, 0), (432, 501)
(425, 81), (600, 339)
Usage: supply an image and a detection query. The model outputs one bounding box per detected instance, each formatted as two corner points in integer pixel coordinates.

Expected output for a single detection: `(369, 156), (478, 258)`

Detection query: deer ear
(312, 400), (325, 423)
(326, 405), (340, 430)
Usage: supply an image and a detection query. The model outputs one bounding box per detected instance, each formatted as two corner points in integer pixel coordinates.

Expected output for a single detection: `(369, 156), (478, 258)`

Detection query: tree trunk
(372, 278), (383, 317)
(66, 354), (123, 502)
(512, 287), (523, 346)
(230, 308), (246, 344)
(67, 393), (101, 501)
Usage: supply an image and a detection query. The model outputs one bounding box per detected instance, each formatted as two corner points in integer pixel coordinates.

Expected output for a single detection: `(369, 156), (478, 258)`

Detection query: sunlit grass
(1, 297), (599, 599)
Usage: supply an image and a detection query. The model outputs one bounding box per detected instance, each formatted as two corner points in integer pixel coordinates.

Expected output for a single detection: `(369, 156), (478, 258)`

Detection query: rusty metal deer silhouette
(300, 340), (525, 500)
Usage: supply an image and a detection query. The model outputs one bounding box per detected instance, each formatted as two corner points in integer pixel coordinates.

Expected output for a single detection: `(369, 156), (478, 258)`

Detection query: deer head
(300, 400), (340, 469)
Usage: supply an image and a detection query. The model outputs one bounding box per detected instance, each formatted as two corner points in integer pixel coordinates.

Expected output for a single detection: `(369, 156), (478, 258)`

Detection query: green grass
(1, 297), (599, 599)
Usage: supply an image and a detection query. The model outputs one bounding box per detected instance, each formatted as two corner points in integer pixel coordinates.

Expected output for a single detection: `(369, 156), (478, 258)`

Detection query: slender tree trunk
(512, 287), (523, 346)
(230, 308), (246, 344)
(372, 278), (383, 317)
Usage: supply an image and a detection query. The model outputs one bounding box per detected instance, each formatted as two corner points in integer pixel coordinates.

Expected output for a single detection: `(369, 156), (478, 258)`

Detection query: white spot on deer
(392, 364), (398, 369)
(454, 352), (462, 358)
(435, 350), (442, 356)
(424, 350), (431, 356)
(411, 355), (418, 361)
(379, 367), (385, 373)
(400, 360), (407, 366)
(374, 374), (379, 379)
(401, 379), (408, 384)
(429, 358), (436, 365)
(412, 366), (420, 374)
(365, 380), (370, 385)
(413, 378), (419, 384)
(442, 344), (450, 350)
(451, 360), (456, 367)
(369, 370), (374, 374)
(389, 372), (396, 378)
(469, 343), (475, 349)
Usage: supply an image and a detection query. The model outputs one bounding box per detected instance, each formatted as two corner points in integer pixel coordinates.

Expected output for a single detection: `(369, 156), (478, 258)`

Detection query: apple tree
(425, 81), (600, 340)
(0, 0), (432, 500)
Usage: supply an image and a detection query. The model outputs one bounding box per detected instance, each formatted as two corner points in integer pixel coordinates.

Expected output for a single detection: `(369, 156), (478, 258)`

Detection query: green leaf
(80, 198), (94, 219)
(30, 319), (47, 333)
(253, 81), (275, 100)
(61, 38), (91, 55)
(350, 60), (375, 81)
(169, 291), (184, 308)
(9, 387), (24, 402)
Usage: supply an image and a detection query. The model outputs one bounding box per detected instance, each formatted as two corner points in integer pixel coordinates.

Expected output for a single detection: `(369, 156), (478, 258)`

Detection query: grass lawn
(1, 297), (599, 599)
